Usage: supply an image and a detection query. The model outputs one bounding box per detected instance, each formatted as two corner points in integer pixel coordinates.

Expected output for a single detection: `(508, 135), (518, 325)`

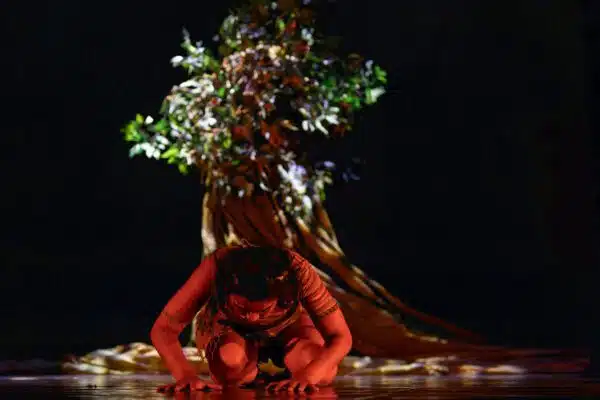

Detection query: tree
(123, 0), (488, 359)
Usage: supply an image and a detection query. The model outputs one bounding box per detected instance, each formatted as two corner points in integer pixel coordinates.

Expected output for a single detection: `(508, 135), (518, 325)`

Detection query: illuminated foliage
(123, 0), (386, 219)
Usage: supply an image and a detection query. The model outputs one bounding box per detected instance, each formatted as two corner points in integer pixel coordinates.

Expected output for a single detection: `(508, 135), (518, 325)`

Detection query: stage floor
(0, 375), (599, 399)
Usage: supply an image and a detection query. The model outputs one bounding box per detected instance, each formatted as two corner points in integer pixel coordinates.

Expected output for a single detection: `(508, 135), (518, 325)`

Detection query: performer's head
(216, 246), (298, 310)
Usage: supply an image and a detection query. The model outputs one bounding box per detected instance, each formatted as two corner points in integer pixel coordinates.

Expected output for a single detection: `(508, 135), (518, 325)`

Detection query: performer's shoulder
(284, 249), (311, 270)
(285, 248), (301, 259)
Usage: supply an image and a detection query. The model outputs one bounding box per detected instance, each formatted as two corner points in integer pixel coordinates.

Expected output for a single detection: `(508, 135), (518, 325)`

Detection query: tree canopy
(123, 0), (386, 221)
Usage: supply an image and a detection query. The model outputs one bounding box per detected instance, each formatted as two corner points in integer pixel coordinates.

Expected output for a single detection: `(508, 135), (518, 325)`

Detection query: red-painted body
(150, 246), (352, 393)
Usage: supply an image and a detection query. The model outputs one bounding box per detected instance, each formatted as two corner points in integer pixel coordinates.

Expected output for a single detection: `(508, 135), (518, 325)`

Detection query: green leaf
(343, 95), (361, 110)
(207, 58), (220, 72)
(374, 65), (387, 84)
(135, 114), (144, 124)
(202, 54), (216, 70)
(161, 146), (179, 160)
(365, 89), (374, 105)
(217, 87), (226, 98)
(323, 77), (336, 88)
(306, 53), (321, 63)
(123, 122), (142, 142)
(276, 18), (286, 33)
(226, 38), (239, 50)
(222, 137), (232, 149)
(152, 118), (169, 133)
(214, 106), (228, 116)
(159, 100), (169, 114)
(319, 189), (326, 202)
(178, 163), (189, 174)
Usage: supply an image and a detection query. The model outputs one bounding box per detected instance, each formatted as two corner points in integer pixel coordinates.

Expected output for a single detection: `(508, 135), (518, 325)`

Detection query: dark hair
(215, 246), (298, 302)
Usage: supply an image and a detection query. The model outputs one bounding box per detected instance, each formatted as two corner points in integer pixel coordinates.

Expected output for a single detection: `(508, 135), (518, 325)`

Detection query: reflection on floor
(0, 374), (599, 399)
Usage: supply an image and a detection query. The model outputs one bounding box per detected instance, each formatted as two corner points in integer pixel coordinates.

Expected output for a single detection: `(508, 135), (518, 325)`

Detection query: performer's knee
(206, 334), (257, 385)
(218, 342), (247, 370)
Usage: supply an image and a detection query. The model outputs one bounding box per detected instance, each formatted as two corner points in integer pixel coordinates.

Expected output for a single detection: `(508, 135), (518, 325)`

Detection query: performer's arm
(307, 309), (353, 377)
(150, 253), (217, 382)
(291, 252), (352, 377)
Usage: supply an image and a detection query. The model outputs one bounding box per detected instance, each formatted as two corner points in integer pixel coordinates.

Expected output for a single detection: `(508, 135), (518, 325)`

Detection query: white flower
(179, 77), (215, 98)
(277, 164), (289, 180)
(144, 116), (154, 125)
(302, 195), (313, 212)
(138, 143), (160, 159)
(180, 148), (195, 165)
(154, 135), (170, 150)
(298, 108), (311, 118)
(268, 46), (282, 60)
(325, 114), (339, 124)
(301, 29), (313, 43)
(259, 181), (271, 191)
(369, 87), (385, 102)
(197, 115), (217, 130)
(155, 135), (169, 145)
(170, 55), (184, 66)
(315, 118), (328, 134)
(289, 162), (306, 177)
(278, 164), (306, 195)
(302, 120), (315, 132)
(179, 79), (197, 87)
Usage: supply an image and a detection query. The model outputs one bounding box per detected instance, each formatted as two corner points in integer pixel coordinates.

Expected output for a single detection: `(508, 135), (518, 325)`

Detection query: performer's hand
(157, 377), (222, 393)
(265, 378), (319, 393)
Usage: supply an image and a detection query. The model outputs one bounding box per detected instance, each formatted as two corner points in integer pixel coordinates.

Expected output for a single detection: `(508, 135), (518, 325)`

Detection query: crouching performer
(150, 245), (352, 393)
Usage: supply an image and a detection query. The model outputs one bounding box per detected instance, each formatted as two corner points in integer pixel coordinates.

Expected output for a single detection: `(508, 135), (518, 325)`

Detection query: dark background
(2, 0), (598, 360)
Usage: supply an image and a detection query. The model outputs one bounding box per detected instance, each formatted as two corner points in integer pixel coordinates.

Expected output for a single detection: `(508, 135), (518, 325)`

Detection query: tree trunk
(193, 185), (500, 359)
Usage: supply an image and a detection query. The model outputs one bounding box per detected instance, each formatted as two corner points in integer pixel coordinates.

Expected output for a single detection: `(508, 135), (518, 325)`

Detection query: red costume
(151, 246), (350, 392)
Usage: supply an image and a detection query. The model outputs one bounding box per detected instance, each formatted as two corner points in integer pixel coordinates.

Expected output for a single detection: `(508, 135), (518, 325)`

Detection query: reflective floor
(0, 375), (599, 399)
